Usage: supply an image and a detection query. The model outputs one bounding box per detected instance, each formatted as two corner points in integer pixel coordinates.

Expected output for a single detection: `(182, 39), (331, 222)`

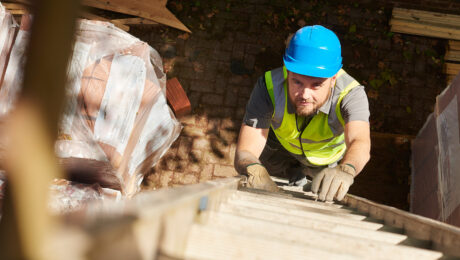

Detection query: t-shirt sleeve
(242, 76), (274, 128)
(340, 85), (370, 123)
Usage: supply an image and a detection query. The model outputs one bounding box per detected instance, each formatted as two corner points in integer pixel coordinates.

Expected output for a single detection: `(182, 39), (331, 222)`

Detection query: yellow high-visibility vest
(265, 66), (360, 166)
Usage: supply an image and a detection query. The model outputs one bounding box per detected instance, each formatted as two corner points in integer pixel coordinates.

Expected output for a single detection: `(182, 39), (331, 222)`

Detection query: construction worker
(234, 25), (370, 202)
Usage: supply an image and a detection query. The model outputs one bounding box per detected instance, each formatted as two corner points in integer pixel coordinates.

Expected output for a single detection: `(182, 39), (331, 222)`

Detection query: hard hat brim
(283, 54), (342, 78)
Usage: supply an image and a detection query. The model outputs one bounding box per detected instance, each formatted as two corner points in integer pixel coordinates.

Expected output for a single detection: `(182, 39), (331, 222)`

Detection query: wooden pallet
(1, 0), (189, 32)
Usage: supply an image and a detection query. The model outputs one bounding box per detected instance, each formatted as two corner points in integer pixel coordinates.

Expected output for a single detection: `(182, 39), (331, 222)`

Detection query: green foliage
(370, 69), (398, 90)
(349, 24), (356, 33)
(403, 50), (413, 61)
(370, 79), (384, 89)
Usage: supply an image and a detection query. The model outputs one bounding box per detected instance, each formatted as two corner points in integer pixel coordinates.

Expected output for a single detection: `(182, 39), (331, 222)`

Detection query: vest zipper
(295, 114), (308, 154)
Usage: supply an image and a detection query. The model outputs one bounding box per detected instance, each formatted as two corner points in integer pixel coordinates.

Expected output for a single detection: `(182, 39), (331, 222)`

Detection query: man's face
(287, 71), (336, 117)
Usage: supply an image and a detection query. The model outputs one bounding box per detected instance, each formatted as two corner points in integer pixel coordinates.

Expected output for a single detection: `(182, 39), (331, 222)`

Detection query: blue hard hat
(283, 25), (342, 78)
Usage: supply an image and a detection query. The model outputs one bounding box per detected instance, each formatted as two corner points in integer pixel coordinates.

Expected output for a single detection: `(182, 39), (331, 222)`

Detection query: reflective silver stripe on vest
(289, 142), (301, 149)
(300, 136), (336, 143)
(328, 70), (361, 134)
(270, 67), (286, 129)
(301, 141), (345, 151)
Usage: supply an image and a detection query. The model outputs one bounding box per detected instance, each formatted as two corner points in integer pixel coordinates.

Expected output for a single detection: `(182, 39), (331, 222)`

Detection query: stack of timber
(390, 8), (460, 83)
(390, 8), (460, 40)
(1, 0), (190, 32)
(445, 40), (460, 83)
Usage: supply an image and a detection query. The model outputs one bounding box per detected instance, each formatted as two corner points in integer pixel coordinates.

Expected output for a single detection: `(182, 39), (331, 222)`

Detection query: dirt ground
(129, 0), (460, 210)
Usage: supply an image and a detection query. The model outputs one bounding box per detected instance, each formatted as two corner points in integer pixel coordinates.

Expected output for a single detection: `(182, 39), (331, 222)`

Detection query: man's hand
(245, 163), (279, 192)
(311, 164), (355, 201)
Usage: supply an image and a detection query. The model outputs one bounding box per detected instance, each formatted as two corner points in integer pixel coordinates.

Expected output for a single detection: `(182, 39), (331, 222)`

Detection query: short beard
(291, 91), (330, 117)
(294, 100), (322, 117)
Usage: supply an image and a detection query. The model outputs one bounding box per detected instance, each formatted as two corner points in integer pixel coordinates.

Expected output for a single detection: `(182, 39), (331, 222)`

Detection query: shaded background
(129, 0), (460, 210)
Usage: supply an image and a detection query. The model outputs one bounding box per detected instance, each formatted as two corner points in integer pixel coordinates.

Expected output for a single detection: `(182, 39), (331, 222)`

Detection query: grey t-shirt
(243, 73), (370, 129)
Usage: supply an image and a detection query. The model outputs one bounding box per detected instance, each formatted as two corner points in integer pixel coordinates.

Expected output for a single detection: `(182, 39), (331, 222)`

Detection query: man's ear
(331, 74), (337, 88)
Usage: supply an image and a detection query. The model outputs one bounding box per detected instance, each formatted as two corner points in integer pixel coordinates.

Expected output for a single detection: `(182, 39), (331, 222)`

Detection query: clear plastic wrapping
(0, 16), (181, 197)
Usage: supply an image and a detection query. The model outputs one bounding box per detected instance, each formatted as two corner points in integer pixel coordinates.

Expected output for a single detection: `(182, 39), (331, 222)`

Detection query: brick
(200, 164), (214, 182)
(159, 170), (173, 188)
(188, 91), (201, 111)
(195, 114), (209, 128)
(173, 173), (198, 185)
(221, 118), (239, 131)
(224, 87), (238, 106)
(214, 76), (227, 94)
(219, 129), (238, 143)
(232, 42), (245, 60)
(179, 114), (196, 125)
(246, 43), (263, 55)
(207, 107), (234, 118)
(201, 93), (224, 105)
(182, 125), (206, 137)
(213, 164), (238, 177)
(238, 96), (249, 107)
(178, 137), (193, 160)
(190, 80), (214, 92)
(236, 107), (246, 120)
(166, 78), (192, 117)
(244, 53), (256, 70)
(193, 137), (210, 150)
(212, 50), (232, 62)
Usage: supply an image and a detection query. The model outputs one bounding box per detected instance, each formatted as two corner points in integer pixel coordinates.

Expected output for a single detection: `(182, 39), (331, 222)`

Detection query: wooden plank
(199, 213), (442, 259)
(81, 0), (190, 32)
(166, 77), (191, 117)
(80, 11), (130, 31)
(226, 198), (369, 222)
(205, 211), (410, 245)
(390, 19), (460, 40)
(449, 40), (460, 51)
(110, 17), (158, 25)
(6, 9), (27, 15)
(221, 202), (383, 230)
(391, 22), (460, 41)
(2, 3), (29, 10)
(343, 194), (460, 258)
(392, 7), (460, 26)
(445, 50), (460, 62)
(443, 63), (460, 75)
(229, 190), (361, 215)
(185, 225), (360, 260)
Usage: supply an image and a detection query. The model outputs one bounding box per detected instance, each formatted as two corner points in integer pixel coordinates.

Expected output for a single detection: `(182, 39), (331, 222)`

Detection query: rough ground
(129, 0), (460, 210)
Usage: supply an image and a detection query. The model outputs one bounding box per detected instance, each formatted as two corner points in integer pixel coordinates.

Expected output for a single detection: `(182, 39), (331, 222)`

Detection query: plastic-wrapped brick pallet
(411, 72), (460, 227)
(0, 14), (181, 197)
(57, 19), (181, 196)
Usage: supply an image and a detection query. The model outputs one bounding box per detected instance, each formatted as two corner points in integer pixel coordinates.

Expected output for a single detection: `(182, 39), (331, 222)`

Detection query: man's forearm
(234, 149), (261, 175)
(341, 139), (370, 175)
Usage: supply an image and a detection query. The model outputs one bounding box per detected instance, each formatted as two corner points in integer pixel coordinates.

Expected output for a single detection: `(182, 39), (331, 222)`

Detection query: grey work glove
(311, 164), (355, 201)
(245, 163), (279, 192)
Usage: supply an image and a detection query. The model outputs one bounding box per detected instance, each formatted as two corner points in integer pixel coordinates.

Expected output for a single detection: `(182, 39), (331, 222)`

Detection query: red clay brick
(166, 77), (191, 118)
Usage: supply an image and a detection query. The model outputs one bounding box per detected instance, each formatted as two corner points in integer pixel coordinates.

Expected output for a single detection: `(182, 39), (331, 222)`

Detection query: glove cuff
(339, 163), (356, 177)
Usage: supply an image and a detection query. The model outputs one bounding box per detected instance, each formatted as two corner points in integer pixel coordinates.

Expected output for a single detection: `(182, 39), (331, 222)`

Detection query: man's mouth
(296, 100), (314, 106)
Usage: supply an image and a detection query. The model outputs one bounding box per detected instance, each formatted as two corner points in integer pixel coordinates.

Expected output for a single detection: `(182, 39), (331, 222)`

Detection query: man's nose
(299, 87), (312, 99)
